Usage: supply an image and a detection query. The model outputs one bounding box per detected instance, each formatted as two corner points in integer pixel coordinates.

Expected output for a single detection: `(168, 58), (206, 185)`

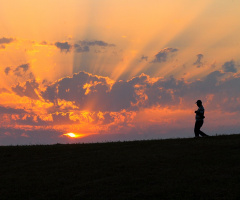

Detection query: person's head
(196, 100), (202, 107)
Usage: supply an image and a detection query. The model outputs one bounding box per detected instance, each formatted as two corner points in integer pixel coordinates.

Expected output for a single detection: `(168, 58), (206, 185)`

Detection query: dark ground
(0, 134), (240, 200)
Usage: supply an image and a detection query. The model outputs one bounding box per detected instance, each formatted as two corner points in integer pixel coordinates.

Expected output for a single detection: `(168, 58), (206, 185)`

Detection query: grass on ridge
(0, 134), (240, 200)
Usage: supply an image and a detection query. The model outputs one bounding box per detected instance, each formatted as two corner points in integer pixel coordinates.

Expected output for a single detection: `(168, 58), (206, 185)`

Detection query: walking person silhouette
(194, 100), (209, 137)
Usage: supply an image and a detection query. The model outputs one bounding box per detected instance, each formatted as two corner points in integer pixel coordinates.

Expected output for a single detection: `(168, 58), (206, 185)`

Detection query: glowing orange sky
(1, 0), (240, 145)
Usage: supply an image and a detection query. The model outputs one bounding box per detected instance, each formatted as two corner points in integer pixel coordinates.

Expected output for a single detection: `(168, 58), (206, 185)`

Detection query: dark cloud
(55, 42), (72, 53)
(14, 63), (30, 76)
(41, 71), (184, 112)
(41, 68), (240, 113)
(0, 105), (27, 114)
(4, 67), (11, 75)
(54, 40), (115, 53)
(0, 127), (65, 146)
(16, 115), (49, 126)
(40, 72), (174, 111)
(12, 79), (39, 100)
(74, 44), (90, 53)
(41, 83), (58, 104)
(151, 48), (178, 63)
(40, 41), (48, 45)
(0, 88), (10, 94)
(42, 71), (136, 111)
(193, 54), (204, 68)
(144, 77), (184, 107)
(4, 63), (34, 79)
(0, 37), (14, 49)
(222, 60), (237, 73)
(79, 40), (115, 47)
(51, 113), (78, 125)
(140, 55), (148, 62)
(74, 40), (115, 53)
(100, 112), (115, 124)
(108, 81), (137, 111)
(14, 113), (77, 126)
(5, 63), (30, 76)
(0, 37), (14, 44)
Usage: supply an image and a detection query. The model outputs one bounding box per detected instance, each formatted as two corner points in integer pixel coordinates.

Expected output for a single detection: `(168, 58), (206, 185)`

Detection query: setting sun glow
(64, 133), (79, 138)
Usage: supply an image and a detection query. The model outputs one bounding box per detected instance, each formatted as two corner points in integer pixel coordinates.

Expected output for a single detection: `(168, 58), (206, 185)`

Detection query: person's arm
(195, 108), (204, 118)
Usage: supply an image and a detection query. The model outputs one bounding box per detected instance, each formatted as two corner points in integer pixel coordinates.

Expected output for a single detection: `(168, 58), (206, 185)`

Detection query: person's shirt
(195, 106), (205, 121)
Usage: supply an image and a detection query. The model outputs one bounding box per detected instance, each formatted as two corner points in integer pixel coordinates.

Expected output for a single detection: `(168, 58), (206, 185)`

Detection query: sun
(63, 132), (88, 139)
(64, 133), (78, 138)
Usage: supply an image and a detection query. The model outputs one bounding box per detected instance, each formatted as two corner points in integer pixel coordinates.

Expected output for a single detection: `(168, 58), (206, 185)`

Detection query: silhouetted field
(0, 134), (240, 200)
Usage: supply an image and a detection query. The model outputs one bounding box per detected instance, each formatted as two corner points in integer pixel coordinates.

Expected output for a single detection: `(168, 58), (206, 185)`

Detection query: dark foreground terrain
(0, 135), (240, 200)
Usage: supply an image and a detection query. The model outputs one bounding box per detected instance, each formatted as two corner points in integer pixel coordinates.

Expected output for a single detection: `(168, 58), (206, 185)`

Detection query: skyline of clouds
(1, 61), (240, 145)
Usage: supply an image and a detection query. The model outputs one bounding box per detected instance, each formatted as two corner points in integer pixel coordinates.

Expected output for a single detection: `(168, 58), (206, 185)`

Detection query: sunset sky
(1, 0), (240, 145)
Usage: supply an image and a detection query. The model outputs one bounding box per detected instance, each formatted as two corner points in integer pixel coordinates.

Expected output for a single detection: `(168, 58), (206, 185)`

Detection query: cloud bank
(1, 59), (240, 145)
(39, 67), (240, 114)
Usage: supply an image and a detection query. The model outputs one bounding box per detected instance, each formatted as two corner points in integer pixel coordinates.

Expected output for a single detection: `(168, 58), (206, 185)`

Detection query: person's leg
(199, 130), (208, 137)
(198, 120), (209, 137)
(194, 121), (201, 137)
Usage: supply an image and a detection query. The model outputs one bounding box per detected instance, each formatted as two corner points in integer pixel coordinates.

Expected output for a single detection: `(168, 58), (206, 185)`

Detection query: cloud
(14, 63), (30, 76)
(0, 88), (10, 94)
(0, 105), (27, 114)
(222, 60), (237, 73)
(51, 113), (78, 125)
(4, 67), (11, 75)
(4, 63), (34, 80)
(5, 63), (30, 76)
(12, 79), (39, 100)
(74, 40), (115, 53)
(41, 71), (186, 112)
(42, 71), (137, 111)
(74, 44), (90, 53)
(78, 40), (115, 47)
(0, 37), (15, 44)
(55, 41), (72, 53)
(193, 54), (204, 68)
(0, 127), (65, 146)
(42, 69), (240, 114)
(14, 112), (77, 126)
(0, 37), (15, 49)
(151, 48), (178, 63)
(53, 40), (115, 53)
(140, 55), (148, 62)
(40, 41), (48, 45)
(15, 115), (49, 126)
